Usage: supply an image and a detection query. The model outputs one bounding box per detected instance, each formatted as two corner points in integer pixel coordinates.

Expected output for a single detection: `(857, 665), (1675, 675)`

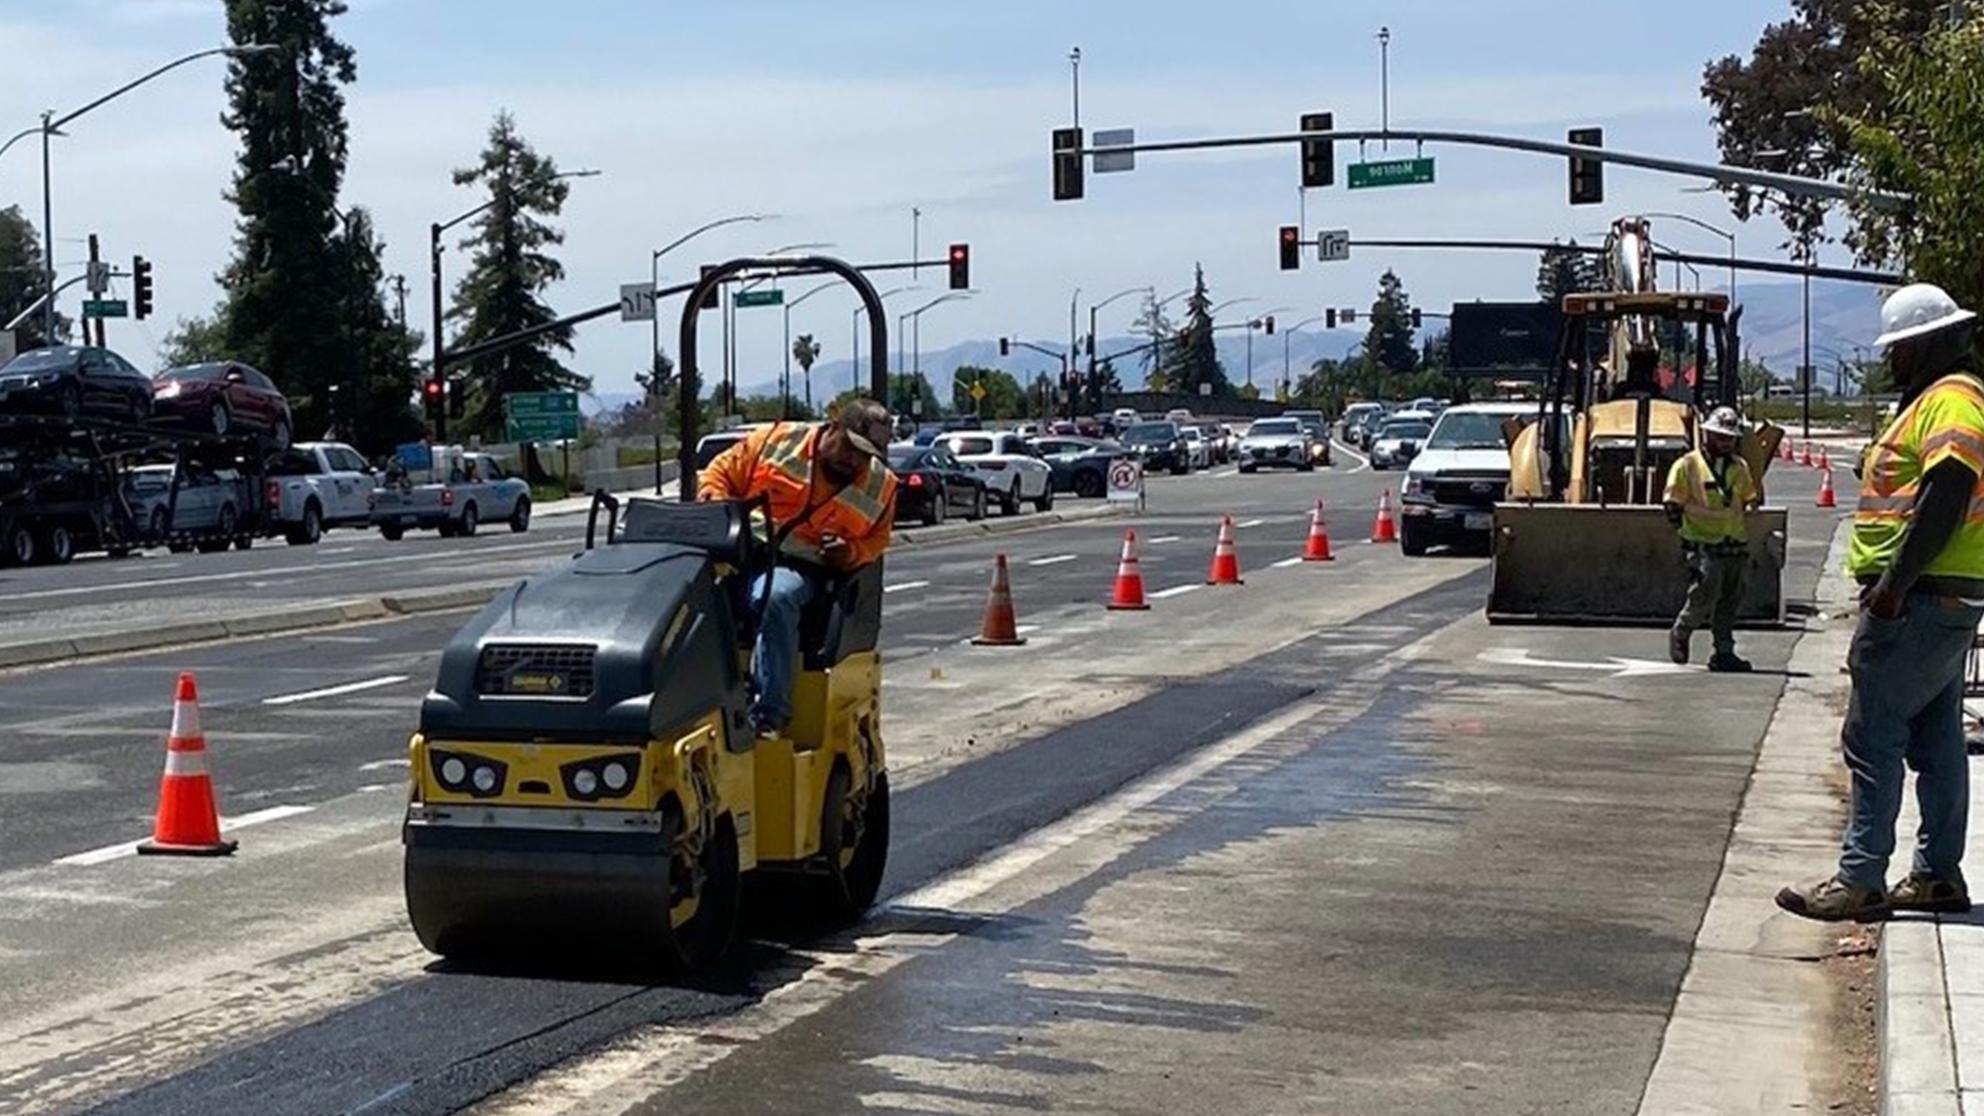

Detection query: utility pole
(1377, 27), (1391, 151)
(429, 222), (446, 441)
(911, 206), (921, 280)
(1069, 47), (1082, 128)
(391, 274), (407, 330)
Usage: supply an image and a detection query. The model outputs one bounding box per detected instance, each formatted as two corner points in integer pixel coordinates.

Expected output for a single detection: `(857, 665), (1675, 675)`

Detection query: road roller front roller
(402, 493), (889, 970)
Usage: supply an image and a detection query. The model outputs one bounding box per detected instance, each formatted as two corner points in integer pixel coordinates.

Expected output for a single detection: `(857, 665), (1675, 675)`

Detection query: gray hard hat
(1702, 406), (1743, 438)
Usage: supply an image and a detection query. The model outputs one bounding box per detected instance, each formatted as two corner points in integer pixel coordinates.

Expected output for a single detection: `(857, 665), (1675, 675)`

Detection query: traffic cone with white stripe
(1817, 466), (1838, 509)
(1108, 530), (1151, 610)
(1819, 446), (1832, 473)
(971, 554), (1027, 646)
(1371, 488), (1400, 544)
(1800, 441), (1814, 468)
(138, 672), (236, 856)
(1206, 516), (1244, 585)
(1303, 500), (1336, 562)
(1780, 437), (1793, 463)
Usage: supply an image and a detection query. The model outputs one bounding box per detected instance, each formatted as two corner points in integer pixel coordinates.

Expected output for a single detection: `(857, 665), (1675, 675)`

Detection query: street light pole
(1086, 286), (1152, 414)
(32, 43), (282, 342)
(1641, 211), (1737, 299)
(781, 281), (836, 419)
(649, 212), (771, 408)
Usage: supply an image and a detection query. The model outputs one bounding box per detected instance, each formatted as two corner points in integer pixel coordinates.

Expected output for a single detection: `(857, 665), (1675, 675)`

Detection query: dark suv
(1120, 421), (1191, 475)
(153, 361), (293, 447)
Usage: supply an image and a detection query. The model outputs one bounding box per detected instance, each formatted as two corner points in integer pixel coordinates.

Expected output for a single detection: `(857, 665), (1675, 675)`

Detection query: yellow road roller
(402, 255), (897, 969)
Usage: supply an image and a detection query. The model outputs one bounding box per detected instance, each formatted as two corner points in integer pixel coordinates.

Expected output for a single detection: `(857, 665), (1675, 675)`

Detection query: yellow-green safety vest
(1849, 372), (1984, 580)
(1664, 449), (1755, 546)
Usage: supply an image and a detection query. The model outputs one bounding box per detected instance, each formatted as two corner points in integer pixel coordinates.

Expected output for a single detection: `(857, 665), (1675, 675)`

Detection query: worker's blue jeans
(740, 567), (816, 730)
(1837, 594), (1984, 890)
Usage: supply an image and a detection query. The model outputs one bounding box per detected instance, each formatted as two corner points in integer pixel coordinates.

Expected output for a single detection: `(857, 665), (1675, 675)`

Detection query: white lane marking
(1207, 468), (1239, 478)
(321, 546), (357, 555)
(1334, 439), (1371, 474)
(1149, 584), (1202, 600)
(1146, 535), (1181, 545)
(883, 580), (931, 594)
(356, 783), (399, 793)
(1013, 624), (1041, 636)
(1271, 556), (1306, 568)
(0, 538), (569, 604)
(54, 804), (316, 866)
(263, 675), (410, 706)
(1237, 518), (1266, 529)
(358, 757), (409, 772)
(1027, 554), (1078, 567)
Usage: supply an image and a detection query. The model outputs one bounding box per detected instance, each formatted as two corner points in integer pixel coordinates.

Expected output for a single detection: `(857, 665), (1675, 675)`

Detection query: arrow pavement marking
(1477, 647), (1696, 679)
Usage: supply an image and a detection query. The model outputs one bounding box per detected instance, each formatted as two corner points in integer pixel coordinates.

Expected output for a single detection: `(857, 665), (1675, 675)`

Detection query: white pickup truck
(370, 447), (531, 540)
(264, 441), (376, 545)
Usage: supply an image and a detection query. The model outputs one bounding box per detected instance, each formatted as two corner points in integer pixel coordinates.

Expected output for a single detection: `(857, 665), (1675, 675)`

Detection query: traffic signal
(1410, 308), (1422, 329)
(1325, 308), (1337, 329)
(1052, 127), (1084, 201)
(699, 264), (720, 310)
(999, 337), (1010, 356)
(132, 256), (154, 320)
(1264, 315), (1276, 335)
(422, 377), (444, 420)
(1300, 112), (1335, 188)
(1568, 127), (1604, 206)
(948, 243), (970, 290)
(448, 378), (465, 420)
(1279, 226), (1301, 271)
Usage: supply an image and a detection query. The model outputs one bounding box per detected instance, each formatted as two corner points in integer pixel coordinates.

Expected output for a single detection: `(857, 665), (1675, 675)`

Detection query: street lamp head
(230, 44), (286, 56)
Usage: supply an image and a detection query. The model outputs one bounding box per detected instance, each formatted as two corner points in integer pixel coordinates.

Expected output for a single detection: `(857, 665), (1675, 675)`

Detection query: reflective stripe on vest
(1849, 372), (1984, 579)
(1672, 452), (1746, 543)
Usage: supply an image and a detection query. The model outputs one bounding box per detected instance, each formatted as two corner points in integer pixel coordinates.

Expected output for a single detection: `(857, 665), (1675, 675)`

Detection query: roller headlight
(440, 757), (466, 786)
(602, 761), (629, 792)
(471, 766), (497, 793)
(572, 768), (599, 796)
(429, 750), (505, 797)
(560, 752), (642, 802)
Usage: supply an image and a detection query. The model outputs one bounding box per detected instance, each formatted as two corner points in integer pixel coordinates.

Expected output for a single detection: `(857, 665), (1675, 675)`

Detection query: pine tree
(1168, 264), (1231, 398)
(331, 207), (424, 445)
(1129, 292), (1176, 382)
(1536, 240), (1605, 302)
(1361, 270), (1419, 394)
(447, 112), (588, 440)
(214, 0), (359, 437)
(0, 205), (68, 350)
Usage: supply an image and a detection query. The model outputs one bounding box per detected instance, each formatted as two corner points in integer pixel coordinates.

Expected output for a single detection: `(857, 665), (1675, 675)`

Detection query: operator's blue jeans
(739, 567), (816, 730)
(1837, 594), (1984, 890)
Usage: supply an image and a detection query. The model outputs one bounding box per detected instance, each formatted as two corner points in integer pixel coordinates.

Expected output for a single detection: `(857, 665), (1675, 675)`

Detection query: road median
(0, 501), (1134, 670)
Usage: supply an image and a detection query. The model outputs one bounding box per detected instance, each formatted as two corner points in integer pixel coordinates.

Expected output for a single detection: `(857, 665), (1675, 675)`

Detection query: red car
(153, 361), (293, 447)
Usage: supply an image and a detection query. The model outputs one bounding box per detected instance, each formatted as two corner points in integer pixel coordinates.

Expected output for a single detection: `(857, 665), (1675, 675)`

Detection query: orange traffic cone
(1303, 500), (1336, 562)
(1817, 467), (1838, 509)
(1371, 489), (1400, 544)
(1206, 516), (1244, 585)
(1108, 530), (1150, 610)
(1800, 441), (1814, 468)
(1780, 438), (1793, 463)
(138, 672), (236, 857)
(971, 554), (1027, 645)
(1819, 446), (1832, 473)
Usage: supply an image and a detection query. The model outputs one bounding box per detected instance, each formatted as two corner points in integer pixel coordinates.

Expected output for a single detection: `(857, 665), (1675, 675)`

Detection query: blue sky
(0, 0), (1865, 400)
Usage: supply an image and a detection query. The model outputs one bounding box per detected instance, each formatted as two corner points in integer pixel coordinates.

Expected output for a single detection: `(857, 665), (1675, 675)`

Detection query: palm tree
(792, 334), (823, 414)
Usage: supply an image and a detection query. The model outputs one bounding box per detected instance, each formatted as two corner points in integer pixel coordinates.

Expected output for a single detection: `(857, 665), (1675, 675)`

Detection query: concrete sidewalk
(1880, 708), (1984, 1114)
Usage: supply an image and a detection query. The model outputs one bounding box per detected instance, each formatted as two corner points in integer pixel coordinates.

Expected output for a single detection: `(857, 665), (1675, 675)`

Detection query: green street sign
(734, 289), (784, 308)
(82, 299), (128, 319)
(505, 413), (581, 442)
(1347, 157), (1436, 190)
(504, 391), (579, 417)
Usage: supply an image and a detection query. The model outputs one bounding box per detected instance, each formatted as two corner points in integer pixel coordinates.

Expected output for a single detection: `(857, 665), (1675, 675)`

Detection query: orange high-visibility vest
(698, 422), (896, 567)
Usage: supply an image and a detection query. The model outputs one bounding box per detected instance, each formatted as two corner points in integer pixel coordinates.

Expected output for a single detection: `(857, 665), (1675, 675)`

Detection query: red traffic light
(948, 243), (970, 291)
(1278, 226), (1301, 271)
(423, 379), (444, 402)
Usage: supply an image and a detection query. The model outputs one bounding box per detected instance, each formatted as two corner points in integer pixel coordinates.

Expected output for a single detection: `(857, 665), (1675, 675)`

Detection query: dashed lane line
(883, 581), (931, 594)
(263, 675), (410, 706)
(54, 805), (316, 867)
(1271, 556), (1306, 568)
(1028, 554), (1079, 567)
(1148, 584), (1202, 600)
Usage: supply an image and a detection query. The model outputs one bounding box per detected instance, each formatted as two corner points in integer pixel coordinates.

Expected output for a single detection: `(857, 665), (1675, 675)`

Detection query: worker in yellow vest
(1664, 406), (1761, 671)
(1779, 283), (1984, 922)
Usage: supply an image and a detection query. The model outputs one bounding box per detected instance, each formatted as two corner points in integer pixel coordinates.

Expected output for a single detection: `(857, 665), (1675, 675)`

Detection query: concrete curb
(0, 502), (1132, 670)
(1879, 919), (1961, 1115)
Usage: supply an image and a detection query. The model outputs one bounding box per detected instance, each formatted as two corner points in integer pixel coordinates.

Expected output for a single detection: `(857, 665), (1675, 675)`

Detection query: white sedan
(934, 431), (1055, 515)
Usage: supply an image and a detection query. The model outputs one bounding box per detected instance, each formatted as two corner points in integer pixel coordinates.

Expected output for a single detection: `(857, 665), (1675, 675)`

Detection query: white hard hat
(1702, 406), (1743, 437)
(1877, 283), (1977, 348)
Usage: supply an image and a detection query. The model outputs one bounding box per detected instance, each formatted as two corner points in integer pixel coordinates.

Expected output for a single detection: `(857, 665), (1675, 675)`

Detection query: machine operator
(697, 399), (898, 739)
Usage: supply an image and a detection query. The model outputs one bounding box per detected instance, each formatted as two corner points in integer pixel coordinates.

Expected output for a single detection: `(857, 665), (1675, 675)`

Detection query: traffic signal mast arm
(1065, 125), (1904, 210)
(1295, 233), (1903, 287)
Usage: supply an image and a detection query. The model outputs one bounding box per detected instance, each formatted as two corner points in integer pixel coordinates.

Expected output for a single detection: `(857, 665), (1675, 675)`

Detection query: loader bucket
(1487, 503), (1788, 626)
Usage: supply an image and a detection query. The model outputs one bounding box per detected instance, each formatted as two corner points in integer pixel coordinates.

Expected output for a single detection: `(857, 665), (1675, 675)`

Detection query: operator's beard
(820, 459), (858, 487)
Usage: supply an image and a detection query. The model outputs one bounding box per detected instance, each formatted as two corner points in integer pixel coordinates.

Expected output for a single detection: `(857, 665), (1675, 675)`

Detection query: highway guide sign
(504, 391), (581, 442)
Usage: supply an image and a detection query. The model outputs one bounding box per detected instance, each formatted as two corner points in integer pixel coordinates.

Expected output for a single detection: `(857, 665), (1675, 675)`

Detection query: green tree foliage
(1361, 270), (1420, 387)
(1129, 293), (1176, 380)
(1738, 357), (1776, 399)
(0, 205), (68, 349)
(951, 365), (1024, 418)
(1083, 357), (1122, 412)
(447, 112), (587, 440)
(1536, 240), (1606, 302)
(1840, 12), (1984, 312)
(1701, 0), (1940, 245)
(1027, 371), (1057, 419)
(737, 394), (812, 422)
(1165, 264), (1231, 398)
(888, 372), (940, 419)
(791, 333), (822, 413)
(159, 315), (231, 368)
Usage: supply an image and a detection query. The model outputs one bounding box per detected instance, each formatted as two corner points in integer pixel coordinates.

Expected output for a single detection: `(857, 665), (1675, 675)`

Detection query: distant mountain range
(579, 278), (1885, 415)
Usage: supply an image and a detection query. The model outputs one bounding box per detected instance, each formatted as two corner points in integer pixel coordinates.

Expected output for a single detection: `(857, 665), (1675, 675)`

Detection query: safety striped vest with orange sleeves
(698, 422), (896, 568)
(1664, 449), (1756, 547)
(1850, 371), (1984, 580)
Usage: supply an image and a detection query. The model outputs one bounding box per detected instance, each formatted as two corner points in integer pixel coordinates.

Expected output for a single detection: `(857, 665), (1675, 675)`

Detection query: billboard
(1446, 301), (1563, 380)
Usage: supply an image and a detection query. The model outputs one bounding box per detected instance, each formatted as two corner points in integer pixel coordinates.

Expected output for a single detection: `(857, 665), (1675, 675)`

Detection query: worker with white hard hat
(1664, 404), (1761, 672)
(1780, 282), (1984, 923)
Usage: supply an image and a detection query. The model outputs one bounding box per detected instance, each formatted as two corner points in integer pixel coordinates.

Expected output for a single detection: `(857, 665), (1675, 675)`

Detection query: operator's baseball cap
(836, 398), (893, 461)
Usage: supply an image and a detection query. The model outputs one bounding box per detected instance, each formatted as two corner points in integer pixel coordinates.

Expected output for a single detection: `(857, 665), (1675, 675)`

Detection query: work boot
(1668, 627), (1691, 665)
(1707, 652), (1753, 673)
(1775, 876), (1891, 923)
(1889, 873), (1973, 914)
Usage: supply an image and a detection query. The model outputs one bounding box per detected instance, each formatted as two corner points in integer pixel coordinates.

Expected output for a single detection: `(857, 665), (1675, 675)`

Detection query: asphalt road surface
(0, 457), (1842, 1115)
